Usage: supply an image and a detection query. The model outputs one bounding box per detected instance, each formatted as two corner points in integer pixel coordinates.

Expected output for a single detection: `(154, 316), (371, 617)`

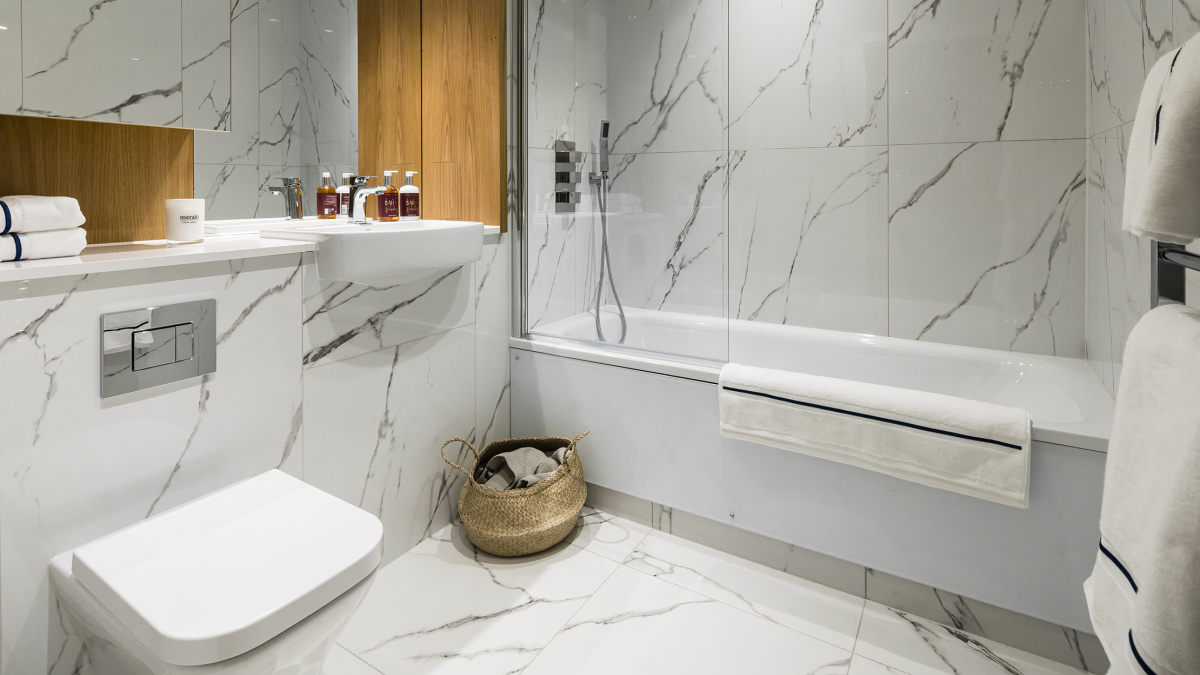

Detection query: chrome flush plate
(100, 300), (216, 398)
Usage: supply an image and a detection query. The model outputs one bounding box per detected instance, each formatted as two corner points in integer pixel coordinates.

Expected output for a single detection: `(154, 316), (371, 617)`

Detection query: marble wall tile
(729, 0), (887, 150)
(302, 327), (477, 564)
(301, 256), (475, 369)
(0, 0), (20, 114)
(729, 147), (889, 336)
(889, 140), (1087, 357)
(1087, 0), (1106, 138)
(476, 234), (512, 449)
(182, 0), (233, 132)
(1102, 122), (1151, 386)
(21, 0), (184, 126)
(1097, 0), (1163, 133)
(888, 0), (1085, 144)
(1085, 135), (1116, 396)
(0, 255), (305, 674)
(605, 0), (726, 154)
(604, 151), (727, 318)
(1178, 0), (1200, 42)
(194, 0), (261, 166)
(527, 148), (584, 329)
(196, 163), (262, 221)
(527, 0), (582, 150)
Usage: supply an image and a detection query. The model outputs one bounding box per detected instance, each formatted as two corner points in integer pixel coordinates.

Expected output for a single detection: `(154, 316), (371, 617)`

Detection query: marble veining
(333, 513), (1088, 675)
(526, 0), (1089, 359)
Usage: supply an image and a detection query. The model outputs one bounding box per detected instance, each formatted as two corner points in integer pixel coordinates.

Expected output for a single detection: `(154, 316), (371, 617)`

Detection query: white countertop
(0, 223), (503, 285)
(0, 235), (316, 284)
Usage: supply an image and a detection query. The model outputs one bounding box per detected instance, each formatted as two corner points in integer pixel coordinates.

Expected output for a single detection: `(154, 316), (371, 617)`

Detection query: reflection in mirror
(16, 0), (230, 129)
(194, 0), (359, 221)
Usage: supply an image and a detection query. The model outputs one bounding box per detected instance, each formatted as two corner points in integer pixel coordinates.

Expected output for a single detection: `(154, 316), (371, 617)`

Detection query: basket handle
(440, 438), (480, 477)
(563, 430), (590, 462)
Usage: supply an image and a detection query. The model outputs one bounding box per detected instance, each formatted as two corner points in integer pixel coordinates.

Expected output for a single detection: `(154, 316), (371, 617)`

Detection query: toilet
(49, 470), (383, 674)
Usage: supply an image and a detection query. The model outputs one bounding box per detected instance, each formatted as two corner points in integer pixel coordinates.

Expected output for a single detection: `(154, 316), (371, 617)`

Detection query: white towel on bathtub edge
(718, 364), (1032, 508)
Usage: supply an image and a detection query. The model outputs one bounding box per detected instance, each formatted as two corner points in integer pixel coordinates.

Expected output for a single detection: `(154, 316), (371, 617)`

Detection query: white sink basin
(260, 219), (484, 285)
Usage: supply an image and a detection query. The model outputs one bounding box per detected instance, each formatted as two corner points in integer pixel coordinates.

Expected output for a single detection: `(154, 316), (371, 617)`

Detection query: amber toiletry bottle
(317, 172), (338, 219)
(378, 171), (400, 222)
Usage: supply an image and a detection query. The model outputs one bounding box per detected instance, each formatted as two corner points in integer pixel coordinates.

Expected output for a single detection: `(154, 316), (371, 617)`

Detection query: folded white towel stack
(0, 195), (88, 262)
(1124, 35), (1200, 245)
(718, 364), (1032, 508)
(0, 229), (88, 263)
(1084, 305), (1200, 675)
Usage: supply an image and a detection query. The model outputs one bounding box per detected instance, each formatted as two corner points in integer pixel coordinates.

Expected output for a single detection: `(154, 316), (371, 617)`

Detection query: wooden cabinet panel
(421, 0), (506, 230)
(0, 115), (194, 244)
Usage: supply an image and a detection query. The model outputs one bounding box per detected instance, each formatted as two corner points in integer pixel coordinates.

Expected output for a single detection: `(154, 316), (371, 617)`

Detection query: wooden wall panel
(358, 0), (423, 219)
(0, 115), (194, 244)
(421, 0), (506, 230)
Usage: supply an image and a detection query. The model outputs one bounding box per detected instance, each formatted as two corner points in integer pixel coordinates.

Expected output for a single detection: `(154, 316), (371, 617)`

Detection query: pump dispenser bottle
(317, 172), (338, 219)
(378, 171), (400, 222)
(336, 173), (353, 217)
(400, 171), (420, 220)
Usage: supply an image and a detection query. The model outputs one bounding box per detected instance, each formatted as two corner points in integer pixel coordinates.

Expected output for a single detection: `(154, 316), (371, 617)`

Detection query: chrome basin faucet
(348, 176), (385, 224)
(268, 177), (304, 220)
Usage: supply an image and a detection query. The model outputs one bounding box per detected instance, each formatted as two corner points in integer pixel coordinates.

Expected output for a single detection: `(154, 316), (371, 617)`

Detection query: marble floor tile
(522, 565), (854, 675)
(848, 654), (910, 675)
(623, 531), (865, 650)
(568, 506), (652, 563)
(853, 602), (1087, 675)
(325, 644), (384, 675)
(336, 526), (619, 675)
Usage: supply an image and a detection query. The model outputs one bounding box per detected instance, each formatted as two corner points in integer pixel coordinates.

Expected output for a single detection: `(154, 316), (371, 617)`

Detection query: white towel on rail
(1124, 34), (1200, 245)
(0, 228), (88, 262)
(0, 195), (87, 234)
(1084, 305), (1200, 675)
(718, 364), (1032, 508)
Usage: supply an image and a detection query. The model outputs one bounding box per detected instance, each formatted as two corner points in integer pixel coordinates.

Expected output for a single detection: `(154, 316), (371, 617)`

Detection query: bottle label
(380, 193), (400, 219)
(401, 194), (420, 219)
(318, 193), (339, 216)
(339, 193), (350, 216)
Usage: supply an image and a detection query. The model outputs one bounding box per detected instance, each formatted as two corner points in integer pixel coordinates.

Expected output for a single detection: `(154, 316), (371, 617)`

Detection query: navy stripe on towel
(1171, 46), (1184, 72)
(1129, 632), (1160, 675)
(10, 233), (22, 261)
(721, 386), (1023, 450)
(1155, 105), (1163, 145)
(1099, 540), (1139, 592)
(0, 200), (9, 235)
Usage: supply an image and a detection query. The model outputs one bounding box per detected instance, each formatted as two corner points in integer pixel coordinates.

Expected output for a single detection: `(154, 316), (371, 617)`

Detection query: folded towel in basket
(0, 228), (88, 262)
(1, 195), (87, 234)
(475, 446), (568, 491)
(719, 364), (1032, 508)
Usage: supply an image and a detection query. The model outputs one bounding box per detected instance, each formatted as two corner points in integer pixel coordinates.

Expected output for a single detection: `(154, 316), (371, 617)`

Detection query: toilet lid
(71, 470), (383, 666)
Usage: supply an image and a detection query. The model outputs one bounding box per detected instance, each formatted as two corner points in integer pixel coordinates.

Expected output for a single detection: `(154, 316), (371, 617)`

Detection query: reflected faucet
(348, 176), (385, 224)
(268, 177), (304, 220)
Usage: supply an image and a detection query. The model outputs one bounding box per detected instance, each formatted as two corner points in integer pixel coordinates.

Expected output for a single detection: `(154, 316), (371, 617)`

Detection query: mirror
(194, 0), (359, 221)
(8, 0), (230, 130)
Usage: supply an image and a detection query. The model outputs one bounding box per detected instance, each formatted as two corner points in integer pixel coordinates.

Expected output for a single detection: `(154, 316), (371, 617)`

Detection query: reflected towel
(1084, 305), (1200, 675)
(1124, 35), (1200, 245)
(0, 228), (87, 262)
(0, 195), (87, 234)
(719, 364), (1032, 508)
(475, 446), (567, 491)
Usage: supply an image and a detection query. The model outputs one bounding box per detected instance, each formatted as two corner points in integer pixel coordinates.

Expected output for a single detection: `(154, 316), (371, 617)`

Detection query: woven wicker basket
(440, 432), (589, 557)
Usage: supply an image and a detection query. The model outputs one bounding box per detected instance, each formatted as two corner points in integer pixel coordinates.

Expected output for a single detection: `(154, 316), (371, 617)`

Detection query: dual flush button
(100, 300), (216, 398)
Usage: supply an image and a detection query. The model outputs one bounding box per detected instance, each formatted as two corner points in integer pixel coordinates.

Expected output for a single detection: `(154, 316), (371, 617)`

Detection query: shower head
(598, 120), (610, 175)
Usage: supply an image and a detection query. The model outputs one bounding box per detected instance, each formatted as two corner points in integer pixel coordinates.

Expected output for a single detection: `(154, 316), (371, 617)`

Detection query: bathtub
(512, 307), (1113, 630)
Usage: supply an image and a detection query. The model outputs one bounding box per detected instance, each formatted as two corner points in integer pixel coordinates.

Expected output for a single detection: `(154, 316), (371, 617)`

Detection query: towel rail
(1151, 240), (1200, 308)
